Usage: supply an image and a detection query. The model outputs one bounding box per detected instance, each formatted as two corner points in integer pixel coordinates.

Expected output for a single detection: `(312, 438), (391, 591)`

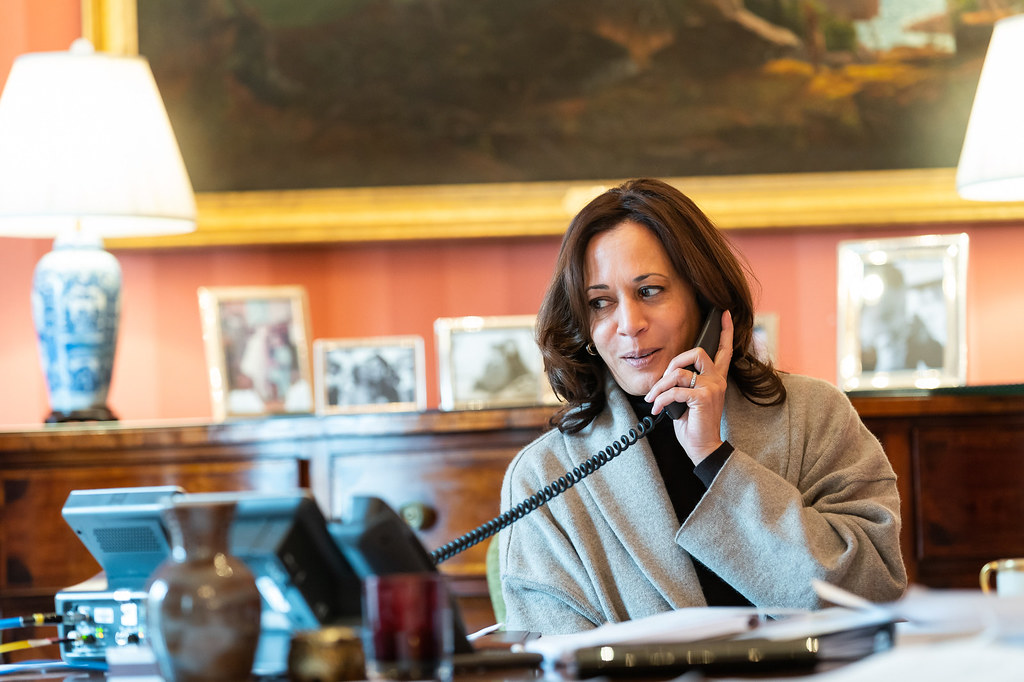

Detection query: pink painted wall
(2, 2), (1023, 426)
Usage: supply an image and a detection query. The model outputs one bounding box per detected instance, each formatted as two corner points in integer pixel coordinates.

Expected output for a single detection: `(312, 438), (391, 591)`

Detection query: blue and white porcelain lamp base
(31, 231), (121, 423)
(0, 40), (199, 423)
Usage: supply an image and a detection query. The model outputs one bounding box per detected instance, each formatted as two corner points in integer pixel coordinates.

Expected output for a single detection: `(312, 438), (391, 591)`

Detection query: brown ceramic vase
(147, 498), (262, 682)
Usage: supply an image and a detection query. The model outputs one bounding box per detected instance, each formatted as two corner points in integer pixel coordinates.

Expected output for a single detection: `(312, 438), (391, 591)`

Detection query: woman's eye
(638, 286), (662, 298)
(588, 297), (610, 310)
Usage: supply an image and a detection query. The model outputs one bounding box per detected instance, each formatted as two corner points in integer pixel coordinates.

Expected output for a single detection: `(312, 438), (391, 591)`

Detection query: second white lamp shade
(956, 14), (1024, 202)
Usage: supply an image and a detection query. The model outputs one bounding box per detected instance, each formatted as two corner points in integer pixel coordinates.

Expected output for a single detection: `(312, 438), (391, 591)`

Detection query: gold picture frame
(197, 285), (313, 421)
(312, 336), (427, 415)
(85, 0), (1024, 249)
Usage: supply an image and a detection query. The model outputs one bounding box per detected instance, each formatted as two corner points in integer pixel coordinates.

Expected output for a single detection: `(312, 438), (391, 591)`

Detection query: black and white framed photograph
(434, 315), (558, 411)
(197, 285), (313, 420)
(313, 336), (426, 415)
(837, 234), (969, 392)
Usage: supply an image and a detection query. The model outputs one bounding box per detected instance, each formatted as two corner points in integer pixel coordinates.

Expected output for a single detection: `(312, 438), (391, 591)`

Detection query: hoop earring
(585, 343), (598, 356)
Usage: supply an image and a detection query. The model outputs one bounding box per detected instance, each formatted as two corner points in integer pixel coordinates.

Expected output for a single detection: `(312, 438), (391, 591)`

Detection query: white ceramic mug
(980, 558), (1024, 596)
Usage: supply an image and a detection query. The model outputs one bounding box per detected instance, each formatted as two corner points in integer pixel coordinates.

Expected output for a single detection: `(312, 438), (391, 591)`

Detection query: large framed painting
(837, 233), (968, 392)
(85, 1), (1024, 248)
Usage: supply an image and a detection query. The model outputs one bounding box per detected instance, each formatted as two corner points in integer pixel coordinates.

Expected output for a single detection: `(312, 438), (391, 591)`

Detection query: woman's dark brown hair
(537, 178), (785, 433)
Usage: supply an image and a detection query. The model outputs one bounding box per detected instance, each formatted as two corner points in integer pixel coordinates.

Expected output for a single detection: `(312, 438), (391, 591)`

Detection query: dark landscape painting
(136, 0), (1021, 193)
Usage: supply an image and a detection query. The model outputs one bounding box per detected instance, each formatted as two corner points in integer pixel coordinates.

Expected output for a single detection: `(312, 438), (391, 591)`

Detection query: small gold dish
(288, 625), (365, 682)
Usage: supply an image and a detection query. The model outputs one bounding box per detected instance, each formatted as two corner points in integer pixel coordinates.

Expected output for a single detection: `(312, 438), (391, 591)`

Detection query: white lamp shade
(0, 39), (196, 237)
(956, 14), (1024, 201)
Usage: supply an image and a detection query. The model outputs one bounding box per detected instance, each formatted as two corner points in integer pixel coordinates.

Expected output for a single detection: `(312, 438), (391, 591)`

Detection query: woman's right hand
(645, 309), (734, 464)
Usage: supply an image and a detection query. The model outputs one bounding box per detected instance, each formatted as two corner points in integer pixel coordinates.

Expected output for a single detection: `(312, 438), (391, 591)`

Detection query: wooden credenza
(851, 387), (1024, 588)
(0, 407), (554, 637)
(1, 388), (1023, 639)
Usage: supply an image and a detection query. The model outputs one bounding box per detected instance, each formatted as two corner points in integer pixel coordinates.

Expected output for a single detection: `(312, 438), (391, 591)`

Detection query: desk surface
(0, 667), (543, 682)
(8, 634), (1024, 682)
(0, 628), (968, 682)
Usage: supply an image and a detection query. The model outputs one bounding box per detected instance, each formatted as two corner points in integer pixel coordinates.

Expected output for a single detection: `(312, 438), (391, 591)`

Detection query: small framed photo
(313, 336), (426, 415)
(753, 312), (779, 364)
(434, 315), (558, 411)
(837, 233), (969, 392)
(197, 285), (313, 420)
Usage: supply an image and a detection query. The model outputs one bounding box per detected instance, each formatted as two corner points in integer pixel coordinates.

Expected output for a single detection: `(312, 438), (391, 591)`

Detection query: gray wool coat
(498, 373), (907, 634)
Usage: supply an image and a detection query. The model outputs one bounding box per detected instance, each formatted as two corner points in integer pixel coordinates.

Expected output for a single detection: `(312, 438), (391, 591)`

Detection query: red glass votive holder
(361, 573), (454, 682)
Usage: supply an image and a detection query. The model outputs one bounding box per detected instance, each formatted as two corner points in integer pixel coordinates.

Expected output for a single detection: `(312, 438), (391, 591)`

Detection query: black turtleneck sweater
(626, 394), (752, 607)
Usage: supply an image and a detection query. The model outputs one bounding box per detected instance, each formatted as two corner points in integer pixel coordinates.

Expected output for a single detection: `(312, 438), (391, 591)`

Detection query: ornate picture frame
(84, 0), (1024, 249)
(312, 335), (426, 415)
(434, 315), (558, 411)
(837, 234), (969, 392)
(197, 285), (313, 420)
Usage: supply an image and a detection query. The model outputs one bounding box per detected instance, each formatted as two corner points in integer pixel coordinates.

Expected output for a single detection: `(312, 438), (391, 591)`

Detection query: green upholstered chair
(485, 536), (506, 626)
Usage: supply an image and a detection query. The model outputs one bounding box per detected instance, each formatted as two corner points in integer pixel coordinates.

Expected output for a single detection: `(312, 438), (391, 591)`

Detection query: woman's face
(584, 221), (702, 396)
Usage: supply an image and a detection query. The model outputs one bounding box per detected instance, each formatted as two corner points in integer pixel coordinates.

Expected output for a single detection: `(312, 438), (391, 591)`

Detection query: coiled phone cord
(430, 410), (667, 565)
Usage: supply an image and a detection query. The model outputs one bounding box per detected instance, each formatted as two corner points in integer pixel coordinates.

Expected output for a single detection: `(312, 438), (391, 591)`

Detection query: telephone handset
(664, 307), (723, 419)
(430, 308), (723, 564)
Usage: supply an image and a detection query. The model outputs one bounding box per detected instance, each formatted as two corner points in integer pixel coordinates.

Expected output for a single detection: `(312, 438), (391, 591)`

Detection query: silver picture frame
(753, 312), (779, 364)
(837, 233), (969, 392)
(313, 336), (427, 415)
(434, 315), (558, 411)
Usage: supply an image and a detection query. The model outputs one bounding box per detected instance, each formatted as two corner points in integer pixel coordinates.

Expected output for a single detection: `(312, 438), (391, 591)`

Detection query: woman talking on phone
(498, 178), (906, 634)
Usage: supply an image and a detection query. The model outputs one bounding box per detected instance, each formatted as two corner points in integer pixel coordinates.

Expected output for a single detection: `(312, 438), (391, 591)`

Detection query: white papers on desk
(817, 581), (1024, 640)
(713, 637), (1024, 682)
(522, 604), (898, 667)
(893, 584), (1024, 638)
(733, 606), (895, 642)
(525, 582), (1024, 671)
(750, 582), (1024, 682)
(523, 606), (766, 665)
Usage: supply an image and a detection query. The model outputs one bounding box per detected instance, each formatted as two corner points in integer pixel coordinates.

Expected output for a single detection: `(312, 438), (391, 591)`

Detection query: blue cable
(0, 613), (61, 630)
(0, 660), (108, 675)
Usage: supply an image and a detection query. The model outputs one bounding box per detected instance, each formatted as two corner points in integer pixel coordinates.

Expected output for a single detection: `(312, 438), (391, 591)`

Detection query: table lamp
(0, 39), (196, 423)
(956, 14), (1024, 201)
